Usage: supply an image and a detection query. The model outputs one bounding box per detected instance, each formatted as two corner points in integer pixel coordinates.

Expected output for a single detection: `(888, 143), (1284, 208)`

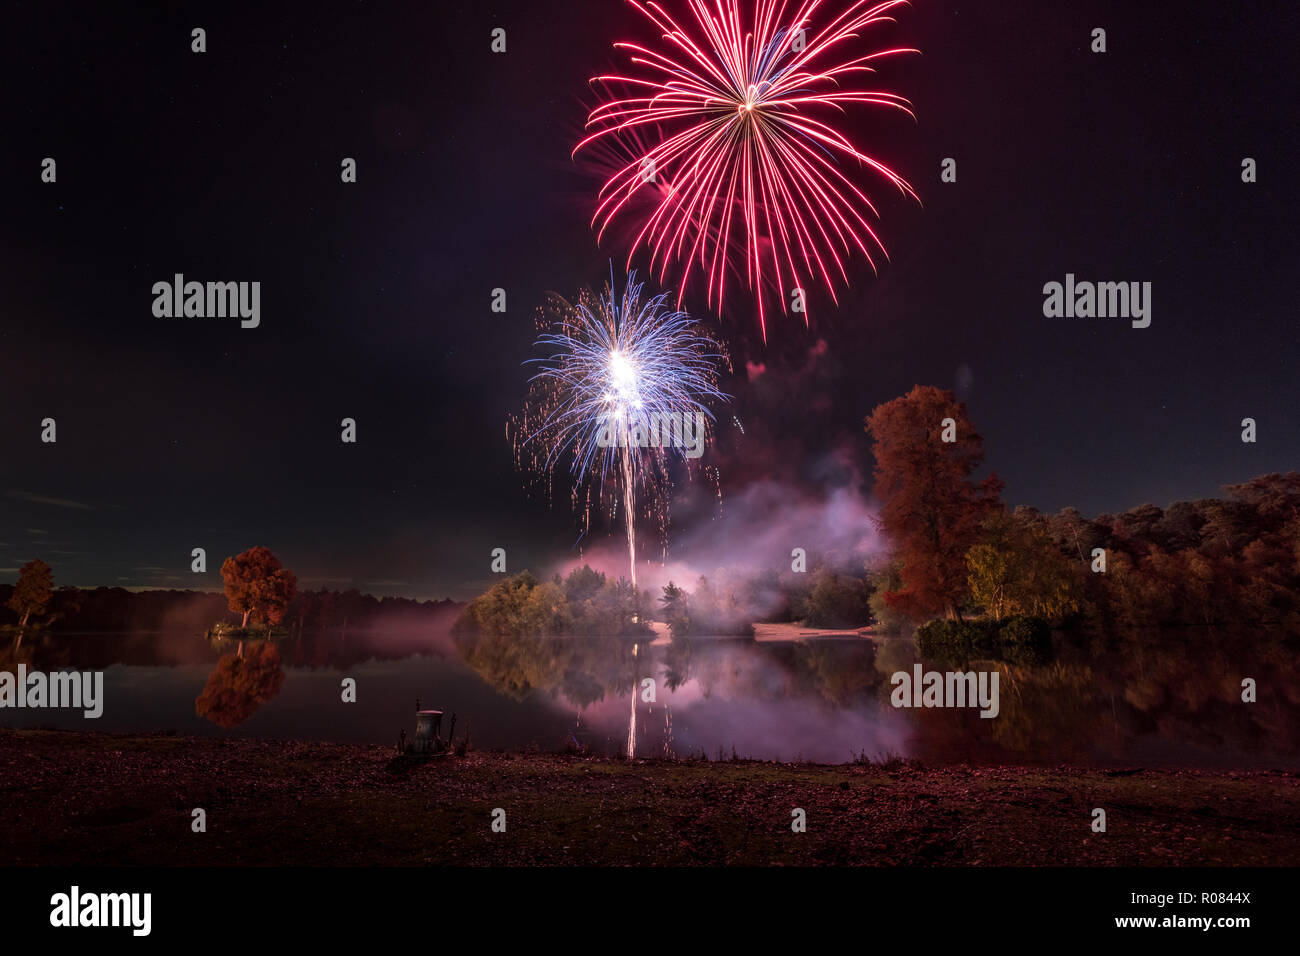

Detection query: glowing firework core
(608, 350), (640, 408)
(514, 271), (730, 587)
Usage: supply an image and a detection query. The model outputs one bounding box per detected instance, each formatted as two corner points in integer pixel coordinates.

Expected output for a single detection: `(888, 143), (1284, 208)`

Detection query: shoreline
(3, 728), (1297, 866)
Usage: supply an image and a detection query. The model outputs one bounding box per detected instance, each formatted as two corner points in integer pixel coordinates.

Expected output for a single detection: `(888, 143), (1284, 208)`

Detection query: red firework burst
(576, 0), (920, 338)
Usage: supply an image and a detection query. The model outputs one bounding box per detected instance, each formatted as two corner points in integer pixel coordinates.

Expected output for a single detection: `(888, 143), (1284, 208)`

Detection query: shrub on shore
(453, 566), (651, 637)
(916, 615), (1051, 665)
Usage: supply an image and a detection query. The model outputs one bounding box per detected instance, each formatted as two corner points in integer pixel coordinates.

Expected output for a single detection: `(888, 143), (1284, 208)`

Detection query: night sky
(2, 0), (1297, 599)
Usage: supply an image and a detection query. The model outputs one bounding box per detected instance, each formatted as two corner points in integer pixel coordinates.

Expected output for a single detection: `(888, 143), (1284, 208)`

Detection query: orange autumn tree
(865, 386), (1003, 622)
(220, 546), (297, 630)
(8, 558), (54, 627)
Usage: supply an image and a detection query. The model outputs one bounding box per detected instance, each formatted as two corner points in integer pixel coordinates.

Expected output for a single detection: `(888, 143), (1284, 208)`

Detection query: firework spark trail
(513, 269), (731, 586)
(628, 642), (640, 757)
(621, 441), (638, 583)
(576, 0), (920, 338)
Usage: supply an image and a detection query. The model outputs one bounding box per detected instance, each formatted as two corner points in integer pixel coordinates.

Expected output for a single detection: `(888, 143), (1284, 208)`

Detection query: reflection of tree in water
(6, 630), (213, 671)
(0, 641), (33, 672)
(559, 670), (606, 710)
(453, 632), (639, 705)
(668, 639), (888, 709)
(985, 662), (1106, 760)
(428, 626), (1300, 765)
(792, 642), (883, 708)
(276, 627), (451, 671)
(909, 629), (1300, 764)
(457, 630), (891, 714)
(1098, 629), (1300, 757)
(195, 643), (285, 728)
(661, 638), (694, 692)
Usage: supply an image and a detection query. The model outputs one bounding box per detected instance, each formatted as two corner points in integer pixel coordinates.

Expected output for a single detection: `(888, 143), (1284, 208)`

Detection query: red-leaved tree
(220, 546), (298, 630)
(865, 386), (1003, 621)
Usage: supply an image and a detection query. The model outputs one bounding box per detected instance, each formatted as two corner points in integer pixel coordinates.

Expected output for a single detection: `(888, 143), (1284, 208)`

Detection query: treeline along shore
(0, 585), (458, 634)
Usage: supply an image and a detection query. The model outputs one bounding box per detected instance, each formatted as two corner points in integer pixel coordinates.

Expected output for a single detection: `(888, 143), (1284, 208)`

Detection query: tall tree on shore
(865, 386), (1003, 621)
(8, 559), (54, 629)
(220, 546), (297, 630)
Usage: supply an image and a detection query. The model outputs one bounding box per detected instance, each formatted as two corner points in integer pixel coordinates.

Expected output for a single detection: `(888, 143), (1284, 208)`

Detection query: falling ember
(576, 0), (920, 337)
(511, 268), (731, 585)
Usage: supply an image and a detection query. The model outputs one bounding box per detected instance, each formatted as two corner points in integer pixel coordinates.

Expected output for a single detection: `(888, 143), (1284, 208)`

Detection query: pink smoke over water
(551, 477), (884, 607)
(545, 636), (909, 764)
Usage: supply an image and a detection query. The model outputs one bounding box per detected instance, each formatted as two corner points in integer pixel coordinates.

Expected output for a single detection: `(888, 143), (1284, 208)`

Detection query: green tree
(966, 510), (1078, 622)
(802, 569), (872, 629)
(659, 581), (690, 636)
(563, 565), (605, 606)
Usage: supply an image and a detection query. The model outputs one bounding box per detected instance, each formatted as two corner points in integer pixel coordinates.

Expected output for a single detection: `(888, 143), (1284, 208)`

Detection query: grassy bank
(2, 729), (1297, 866)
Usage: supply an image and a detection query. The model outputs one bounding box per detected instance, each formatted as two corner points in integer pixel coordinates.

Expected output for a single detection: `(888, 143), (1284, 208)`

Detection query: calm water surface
(3, 626), (1297, 768)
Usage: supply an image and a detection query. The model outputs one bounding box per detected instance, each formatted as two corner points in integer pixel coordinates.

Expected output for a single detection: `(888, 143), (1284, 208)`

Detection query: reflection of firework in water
(576, 0), (919, 337)
(512, 269), (730, 586)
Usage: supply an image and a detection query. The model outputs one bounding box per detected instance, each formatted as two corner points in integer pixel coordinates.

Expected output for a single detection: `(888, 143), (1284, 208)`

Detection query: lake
(2, 625), (1296, 768)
